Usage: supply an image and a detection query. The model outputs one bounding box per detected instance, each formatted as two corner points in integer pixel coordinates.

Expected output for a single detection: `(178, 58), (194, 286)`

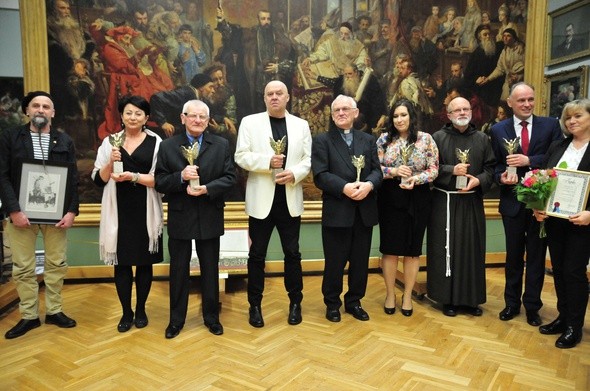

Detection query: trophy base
(401, 176), (410, 186)
(272, 168), (284, 182)
(456, 176), (468, 189)
(113, 161), (123, 175)
(507, 166), (517, 176)
(190, 178), (200, 190)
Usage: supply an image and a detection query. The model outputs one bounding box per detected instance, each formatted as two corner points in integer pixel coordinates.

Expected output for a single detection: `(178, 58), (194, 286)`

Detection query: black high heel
(401, 294), (413, 317)
(384, 296), (396, 315)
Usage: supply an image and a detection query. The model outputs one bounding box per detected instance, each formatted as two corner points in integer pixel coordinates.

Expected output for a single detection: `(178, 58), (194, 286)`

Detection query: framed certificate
(16, 159), (74, 224)
(545, 168), (590, 219)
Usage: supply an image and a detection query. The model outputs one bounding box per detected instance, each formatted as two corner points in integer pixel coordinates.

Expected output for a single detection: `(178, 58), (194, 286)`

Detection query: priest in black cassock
(427, 97), (496, 317)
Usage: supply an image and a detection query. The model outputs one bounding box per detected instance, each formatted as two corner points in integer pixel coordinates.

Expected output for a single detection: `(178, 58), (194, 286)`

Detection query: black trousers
(502, 206), (547, 312)
(321, 211), (373, 310)
(168, 237), (220, 326)
(546, 218), (590, 330)
(247, 186), (303, 306)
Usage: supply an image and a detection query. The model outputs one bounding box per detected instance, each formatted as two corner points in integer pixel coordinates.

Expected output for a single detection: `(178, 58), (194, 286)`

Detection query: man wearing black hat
(476, 28), (524, 101)
(1, 91), (79, 339)
(464, 24), (503, 107)
(150, 73), (216, 138)
(216, 7), (297, 114)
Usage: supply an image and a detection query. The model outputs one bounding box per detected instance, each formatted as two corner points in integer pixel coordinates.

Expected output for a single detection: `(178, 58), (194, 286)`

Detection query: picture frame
(16, 159), (74, 224)
(547, 0), (590, 66)
(17, 0), (546, 224)
(544, 65), (589, 118)
(545, 168), (590, 219)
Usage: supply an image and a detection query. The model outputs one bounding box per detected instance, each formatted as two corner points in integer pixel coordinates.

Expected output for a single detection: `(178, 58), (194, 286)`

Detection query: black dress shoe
(288, 303), (302, 325)
(45, 312), (77, 328)
(117, 315), (133, 333)
(248, 306), (264, 328)
(443, 304), (457, 317)
(326, 308), (341, 322)
(464, 306), (483, 316)
(384, 306), (396, 315)
(5, 318), (41, 339)
(539, 317), (567, 335)
(165, 324), (183, 339)
(345, 305), (369, 321)
(205, 322), (224, 336)
(555, 327), (582, 349)
(134, 314), (148, 329)
(401, 295), (413, 317)
(526, 311), (542, 326)
(499, 306), (520, 321)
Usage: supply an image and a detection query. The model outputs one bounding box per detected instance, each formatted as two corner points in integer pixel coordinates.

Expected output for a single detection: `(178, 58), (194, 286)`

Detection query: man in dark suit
(312, 94), (383, 323)
(155, 99), (236, 338)
(554, 23), (585, 58)
(490, 83), (562, 326)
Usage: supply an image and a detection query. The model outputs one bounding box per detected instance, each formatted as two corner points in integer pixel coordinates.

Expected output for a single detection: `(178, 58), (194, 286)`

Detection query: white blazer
(235, 111), (312, 219)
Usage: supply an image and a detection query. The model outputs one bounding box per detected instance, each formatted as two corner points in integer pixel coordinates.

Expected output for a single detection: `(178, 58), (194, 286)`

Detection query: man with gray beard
(464, 24), (503, 107)
(46, 0), (95, 123)
(2, 91), (79, 339)
(302, 22), (368, 75)
(317, 64), (386, 134)
(427, 96), (496, 317)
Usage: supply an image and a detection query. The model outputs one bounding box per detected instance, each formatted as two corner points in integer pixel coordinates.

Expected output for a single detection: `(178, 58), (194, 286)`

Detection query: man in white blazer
(235, 80), (312, 327)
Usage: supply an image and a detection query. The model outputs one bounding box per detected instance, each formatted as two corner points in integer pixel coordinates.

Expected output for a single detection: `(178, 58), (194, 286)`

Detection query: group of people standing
(1, 79), (588, 350)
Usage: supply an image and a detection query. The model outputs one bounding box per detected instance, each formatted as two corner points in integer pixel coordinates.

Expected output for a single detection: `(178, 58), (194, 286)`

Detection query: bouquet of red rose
(515, 168), (558, 237)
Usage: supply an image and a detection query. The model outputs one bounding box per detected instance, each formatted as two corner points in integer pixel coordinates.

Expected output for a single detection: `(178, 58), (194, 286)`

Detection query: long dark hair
(384, 99), (419, 146)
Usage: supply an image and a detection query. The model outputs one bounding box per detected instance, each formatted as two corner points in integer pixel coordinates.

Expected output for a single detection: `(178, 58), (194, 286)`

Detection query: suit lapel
(547, 139), (569, 168)
(577, 143), (590, 172)
(329, 129), (356, 173)
(528, 116), (543, 155)
(504, 118), (517, 143)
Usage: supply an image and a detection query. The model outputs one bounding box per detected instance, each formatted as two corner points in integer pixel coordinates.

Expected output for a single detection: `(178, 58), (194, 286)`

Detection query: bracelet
(131, 172), (140, 185)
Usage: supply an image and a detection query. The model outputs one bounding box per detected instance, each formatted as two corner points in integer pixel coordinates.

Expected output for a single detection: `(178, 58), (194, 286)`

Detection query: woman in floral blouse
(377, 99), (439, 316)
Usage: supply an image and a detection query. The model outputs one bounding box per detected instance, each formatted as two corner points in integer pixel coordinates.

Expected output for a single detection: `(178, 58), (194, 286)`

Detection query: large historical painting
(43, 0), (527, 204)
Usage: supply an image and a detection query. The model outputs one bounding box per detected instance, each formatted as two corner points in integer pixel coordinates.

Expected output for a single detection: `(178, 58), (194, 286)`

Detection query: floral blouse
(376, 131), (439, 185)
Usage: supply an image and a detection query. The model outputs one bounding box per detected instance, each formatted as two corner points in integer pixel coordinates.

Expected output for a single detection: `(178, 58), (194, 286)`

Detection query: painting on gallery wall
(545, 65), (589, 119)
(43, 0), (528, 203)
(547, 0), (590, 66)
(0, 77), (26, 135)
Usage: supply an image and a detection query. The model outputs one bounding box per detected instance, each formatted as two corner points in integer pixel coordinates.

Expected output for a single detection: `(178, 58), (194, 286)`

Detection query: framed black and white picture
(17, 159), (74, 224)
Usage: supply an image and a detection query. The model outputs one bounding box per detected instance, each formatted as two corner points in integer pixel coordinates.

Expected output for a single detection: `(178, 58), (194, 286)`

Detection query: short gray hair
(182, 99), (210, 116)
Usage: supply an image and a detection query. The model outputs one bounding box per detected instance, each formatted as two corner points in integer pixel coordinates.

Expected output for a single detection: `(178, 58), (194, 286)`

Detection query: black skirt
(378, 178), (432, 256)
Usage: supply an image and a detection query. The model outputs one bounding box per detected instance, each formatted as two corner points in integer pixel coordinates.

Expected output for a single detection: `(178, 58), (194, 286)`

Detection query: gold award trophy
(269, 136), (287, 181)
(455, 148), (470, 189)
(399, 143), (415, 186)
(180, 142), (200, 189)
(108, 132), (126, 174)
(351, 155), (365, 182)
(503, 137), (521, 176)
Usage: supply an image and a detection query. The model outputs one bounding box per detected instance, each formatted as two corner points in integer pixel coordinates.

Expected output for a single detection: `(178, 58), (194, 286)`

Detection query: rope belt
(434, 187), (475, 277)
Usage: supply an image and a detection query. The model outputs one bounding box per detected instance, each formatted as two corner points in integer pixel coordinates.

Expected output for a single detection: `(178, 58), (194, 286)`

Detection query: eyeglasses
(183, 113), (209, 121)
(448, 108), (472, 114)
(333, 107), (356, 113)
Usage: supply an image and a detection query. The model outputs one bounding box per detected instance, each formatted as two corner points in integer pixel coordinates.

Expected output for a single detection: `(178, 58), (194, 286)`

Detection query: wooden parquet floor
(0, 268), (588, 390)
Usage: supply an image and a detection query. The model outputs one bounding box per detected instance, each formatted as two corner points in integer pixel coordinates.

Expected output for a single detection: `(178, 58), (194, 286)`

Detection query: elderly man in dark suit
(312, 94), (383, 323)
(155, 99), (236, 338)
(490, 83), (562, 326)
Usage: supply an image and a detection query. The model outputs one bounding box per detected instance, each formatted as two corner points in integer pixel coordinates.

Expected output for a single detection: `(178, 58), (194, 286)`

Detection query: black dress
(378, 179), (432, 256)
(94, 135), (163, 266)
